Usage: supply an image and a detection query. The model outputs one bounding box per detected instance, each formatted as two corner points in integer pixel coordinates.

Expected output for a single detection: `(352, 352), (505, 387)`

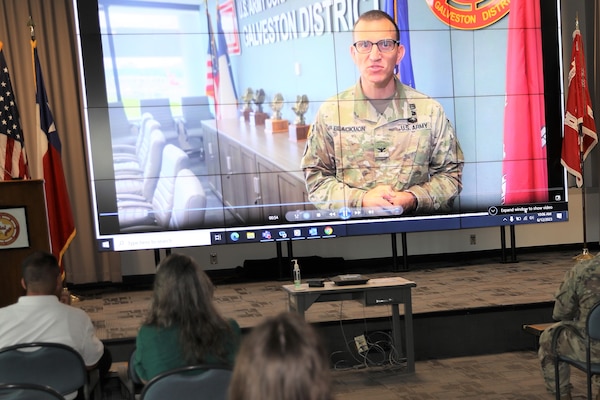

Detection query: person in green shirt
(133, 253), (240, 382)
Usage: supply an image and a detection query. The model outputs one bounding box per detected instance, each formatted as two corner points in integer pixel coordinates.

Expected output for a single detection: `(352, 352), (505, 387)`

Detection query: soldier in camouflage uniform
(538, 255), (600, 400)
(301, 10), (463, 215)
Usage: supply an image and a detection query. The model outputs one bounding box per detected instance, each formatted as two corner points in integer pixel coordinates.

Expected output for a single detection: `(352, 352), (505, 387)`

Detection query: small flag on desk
(215, 9), (238, 119)
(205, 9), (219, 116)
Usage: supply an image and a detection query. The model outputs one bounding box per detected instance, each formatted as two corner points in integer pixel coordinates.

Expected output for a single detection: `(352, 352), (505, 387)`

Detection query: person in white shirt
(0, 251), (111, 400)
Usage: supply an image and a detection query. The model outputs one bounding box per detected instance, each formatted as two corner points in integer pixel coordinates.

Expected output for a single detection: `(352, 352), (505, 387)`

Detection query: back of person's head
(21, 251), (61, 295)
(229, 312), (332, 400)
(147, 253), (215, 325)
(146, 253), (231, 363)
(354, 9), (400, 41)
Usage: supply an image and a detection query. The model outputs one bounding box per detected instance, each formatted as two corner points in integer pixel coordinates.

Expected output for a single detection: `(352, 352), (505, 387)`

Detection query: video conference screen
(74, 0), (567, 252)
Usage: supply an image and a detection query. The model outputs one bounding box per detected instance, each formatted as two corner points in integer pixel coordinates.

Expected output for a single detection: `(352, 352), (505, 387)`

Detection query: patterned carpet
(329, 350), (589, 400)
(73, 248), (579, 341)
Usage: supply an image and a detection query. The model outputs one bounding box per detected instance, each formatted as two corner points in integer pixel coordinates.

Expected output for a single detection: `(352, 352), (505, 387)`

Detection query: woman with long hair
(133, 253), (240, 382)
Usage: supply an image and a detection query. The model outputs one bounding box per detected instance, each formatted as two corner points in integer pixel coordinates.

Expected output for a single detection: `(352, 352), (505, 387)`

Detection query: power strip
(354, 334), (369, 354)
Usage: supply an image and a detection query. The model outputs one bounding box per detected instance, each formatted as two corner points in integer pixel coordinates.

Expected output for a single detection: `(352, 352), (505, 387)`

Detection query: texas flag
(33, 39), (76, 273)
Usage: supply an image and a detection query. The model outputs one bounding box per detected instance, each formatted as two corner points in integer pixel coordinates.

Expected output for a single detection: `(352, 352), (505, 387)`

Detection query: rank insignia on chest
(375, 147), (389, 160)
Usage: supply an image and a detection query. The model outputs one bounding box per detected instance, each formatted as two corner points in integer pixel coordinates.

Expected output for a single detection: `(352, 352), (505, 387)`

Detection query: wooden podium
(0, 180), (51, 307)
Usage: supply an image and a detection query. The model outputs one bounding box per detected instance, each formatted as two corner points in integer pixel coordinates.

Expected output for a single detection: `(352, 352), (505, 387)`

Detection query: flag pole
(27, 16), (79, 299)
(573, 15), (593, 261)
(27, 16), (35, 40)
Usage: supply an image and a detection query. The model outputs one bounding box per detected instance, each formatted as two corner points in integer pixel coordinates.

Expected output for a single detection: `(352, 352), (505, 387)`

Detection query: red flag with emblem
(560, 28), (597, 187)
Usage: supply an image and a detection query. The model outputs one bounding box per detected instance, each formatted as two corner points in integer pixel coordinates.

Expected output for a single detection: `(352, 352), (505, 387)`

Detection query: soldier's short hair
(354, 10), (400, 42)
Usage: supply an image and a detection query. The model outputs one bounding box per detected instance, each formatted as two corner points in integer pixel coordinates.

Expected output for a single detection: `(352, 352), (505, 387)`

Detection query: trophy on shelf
(289, 94), (310, 141)
(265, 93), (289, 133)
(240, 87), (254, 122)
(250, 88), (268, 126)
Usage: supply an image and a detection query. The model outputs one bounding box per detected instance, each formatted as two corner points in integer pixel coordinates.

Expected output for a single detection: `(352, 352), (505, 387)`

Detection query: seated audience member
(133, 253), (241, 382)
(539, 254), (600, 400)
(229, 311), (332, 400)
(0, 251), (111, 400)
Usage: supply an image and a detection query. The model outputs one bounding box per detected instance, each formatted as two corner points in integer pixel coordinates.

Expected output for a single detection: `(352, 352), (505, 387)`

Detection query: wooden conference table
(282, 276), (417, 373)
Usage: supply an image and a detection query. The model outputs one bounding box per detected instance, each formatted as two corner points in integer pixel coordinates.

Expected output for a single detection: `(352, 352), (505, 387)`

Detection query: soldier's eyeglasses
(353, 39), (399, 54)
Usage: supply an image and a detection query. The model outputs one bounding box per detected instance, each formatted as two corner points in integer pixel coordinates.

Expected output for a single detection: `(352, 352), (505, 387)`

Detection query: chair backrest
(140, 364), (232, 400)
(0, 383), (66, 400)
(181, 96), (214, 128)
(140, 98), (176, 130)
(0, 342), (87, 397)
(136, 119), (163, 171)
(108, 101), (133, 140)
(586, 301), (600, 340)
(152, 145), (189, 227)
(140, 128), (167, 200)
(128, 113), (156, 155)
(170, 168), (207, 229)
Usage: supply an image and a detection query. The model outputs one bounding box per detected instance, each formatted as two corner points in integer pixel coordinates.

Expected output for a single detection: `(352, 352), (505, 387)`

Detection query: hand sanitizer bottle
(292, 259), (301, 289)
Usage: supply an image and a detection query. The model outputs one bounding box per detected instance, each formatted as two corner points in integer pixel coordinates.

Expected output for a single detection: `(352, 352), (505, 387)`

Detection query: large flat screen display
(74, 0), (567, 252)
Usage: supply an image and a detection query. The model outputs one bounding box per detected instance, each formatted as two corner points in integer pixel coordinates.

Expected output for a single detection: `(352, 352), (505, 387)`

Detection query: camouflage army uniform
(301, 77), (464, 213)
(538, 255), (600, 396)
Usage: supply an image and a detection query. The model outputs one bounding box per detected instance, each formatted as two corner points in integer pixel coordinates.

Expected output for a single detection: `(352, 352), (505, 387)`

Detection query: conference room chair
(169, 168), (207, 229)
(139, 98), (177, 141)
(0, 342), (100, 400)
(117, 144), (189, 230)
(177, 96), (213, 159)
(113, 115), (159, 174)
(552, 301), (600, 400)
(180, 96), (214, 130)
(108, 101), (137, 145)
(140, 364), (232, 400)
(0, 383), (66, 400)
(115, 127), (166, 202)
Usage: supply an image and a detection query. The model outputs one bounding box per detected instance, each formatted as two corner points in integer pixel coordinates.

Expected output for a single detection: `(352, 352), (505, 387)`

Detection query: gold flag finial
(575, 13), (579, 31)
(27, 16), (35, 40)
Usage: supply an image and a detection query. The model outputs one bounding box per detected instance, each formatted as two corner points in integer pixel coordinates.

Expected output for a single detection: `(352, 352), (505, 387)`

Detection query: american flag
(205, 9), (219, 111)
(0, 41), (29, 180)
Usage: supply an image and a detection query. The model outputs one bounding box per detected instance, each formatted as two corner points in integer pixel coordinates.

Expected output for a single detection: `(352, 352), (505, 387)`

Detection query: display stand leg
(154, 249), (161, 266)
(287, 240), (294, 272)
(276, 241), (295, 280)
(510, 225), (517, 262)
(392, 233), (409, 272)
(276, 241), (284, 280)
(153, 249), (171, 269)
(500, 225), (517, 263)
(401, 232), (408, 271)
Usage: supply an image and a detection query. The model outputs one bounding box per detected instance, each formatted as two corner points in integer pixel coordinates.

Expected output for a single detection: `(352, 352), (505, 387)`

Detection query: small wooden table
(282, 276), (417, 372)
